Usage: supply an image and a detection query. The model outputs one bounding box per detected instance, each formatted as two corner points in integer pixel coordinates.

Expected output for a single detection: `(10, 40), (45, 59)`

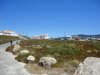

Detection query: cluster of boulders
(26, 55), (57, 69)
(7, 44), (57, 69)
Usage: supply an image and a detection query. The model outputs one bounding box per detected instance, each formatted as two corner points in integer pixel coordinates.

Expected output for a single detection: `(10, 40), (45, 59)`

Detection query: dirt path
(0, 41), (34, 75)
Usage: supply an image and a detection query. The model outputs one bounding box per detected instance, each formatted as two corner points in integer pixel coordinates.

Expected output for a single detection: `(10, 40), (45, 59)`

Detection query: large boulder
(38, 57), (57, 68)
(74, 57), (100, 75)
(27, 55), (35, 63)
(20, 50), (29, 54)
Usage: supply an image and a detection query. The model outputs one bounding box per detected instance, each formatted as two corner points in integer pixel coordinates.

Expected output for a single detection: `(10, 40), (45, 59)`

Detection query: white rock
(74, 57), (100, 75)
(38, 57), (57, 68)
(20, 50), (29, 54)
(13, 44), (21, 52)
(27, 55), (35, 61)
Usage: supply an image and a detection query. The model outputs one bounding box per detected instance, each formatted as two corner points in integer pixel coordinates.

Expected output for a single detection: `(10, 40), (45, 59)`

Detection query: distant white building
(0, 30), (19, 36)
(39, 34), (49, 39)
(32, 34), (49, 39)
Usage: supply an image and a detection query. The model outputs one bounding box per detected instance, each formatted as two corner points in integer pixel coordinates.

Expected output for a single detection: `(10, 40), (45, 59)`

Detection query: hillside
(73, 34), (100, 39)
(6, 39), (100, 75)
(0, 35), (19, 44)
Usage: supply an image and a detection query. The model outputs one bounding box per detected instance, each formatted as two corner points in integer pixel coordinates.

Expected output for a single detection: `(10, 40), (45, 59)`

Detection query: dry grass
(24, 64), (70, 75)
(6, 45), (14, 53)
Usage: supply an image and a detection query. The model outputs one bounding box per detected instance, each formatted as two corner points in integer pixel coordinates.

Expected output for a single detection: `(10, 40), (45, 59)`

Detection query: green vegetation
(15, 39), (100, 68)
(5, 39), (99, 74)
(0, 35), (19, 44)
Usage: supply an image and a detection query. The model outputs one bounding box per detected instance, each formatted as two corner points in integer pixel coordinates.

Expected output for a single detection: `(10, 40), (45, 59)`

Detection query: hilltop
(0, 35), (19, 44)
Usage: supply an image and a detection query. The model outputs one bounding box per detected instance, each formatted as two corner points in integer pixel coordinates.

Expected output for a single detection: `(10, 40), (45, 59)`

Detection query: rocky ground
(0, 41), (71, 75)
(2, 40), (100, 75)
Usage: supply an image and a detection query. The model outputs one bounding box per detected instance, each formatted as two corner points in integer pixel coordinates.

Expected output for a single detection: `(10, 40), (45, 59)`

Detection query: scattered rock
(20, 50), (29, 54)
(38, 57), (57, 69)
(87, 50), (92, 53)
(13, 44), (21, 52)
(74, 57), (100, 75)
(46, 45), (51, 48)
(27, 55), (35, 63)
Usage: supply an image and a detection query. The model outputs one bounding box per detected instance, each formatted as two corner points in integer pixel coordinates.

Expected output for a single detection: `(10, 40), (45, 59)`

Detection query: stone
(20, 50), (29, 54)
(27, 55), (35, 63)
(38, 57), (57, 69)
(74, 57), (100, 75)
(13, 44), (21, 52)
(87, 50), (92, 53)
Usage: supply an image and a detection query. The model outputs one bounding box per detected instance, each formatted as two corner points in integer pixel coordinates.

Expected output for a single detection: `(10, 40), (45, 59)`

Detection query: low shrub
(15, 53), (30, 63)
(6, 45), (14, 53)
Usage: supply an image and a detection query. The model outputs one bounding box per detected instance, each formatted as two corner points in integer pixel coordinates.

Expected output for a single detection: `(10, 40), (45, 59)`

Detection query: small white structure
(0, 30), (19, 36)
(39, 34), (49, 39)
(27, 55), (35, 63)
(20, 50), (29, 54)
(38, 57), (57, 68)
(74, 57), (100, 75)
(32, 34), (49, 39)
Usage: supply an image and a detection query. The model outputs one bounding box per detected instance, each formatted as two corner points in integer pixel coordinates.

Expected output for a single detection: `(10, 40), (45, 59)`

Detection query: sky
(0, 0), (100, 37)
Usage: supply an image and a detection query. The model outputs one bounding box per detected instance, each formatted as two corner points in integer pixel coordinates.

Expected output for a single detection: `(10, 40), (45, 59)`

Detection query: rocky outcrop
(74, 57), (100, 75)
(38, 57), (57, 69)
(20, 50), (29, 54)
(27, 55), (35, 63)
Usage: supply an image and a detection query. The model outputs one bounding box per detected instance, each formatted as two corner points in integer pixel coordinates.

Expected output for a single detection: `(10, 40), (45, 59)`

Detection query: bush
(15, 54), (30, 63)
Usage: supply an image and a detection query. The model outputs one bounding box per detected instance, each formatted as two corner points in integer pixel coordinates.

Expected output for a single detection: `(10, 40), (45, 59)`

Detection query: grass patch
(16, 39), (100, 68)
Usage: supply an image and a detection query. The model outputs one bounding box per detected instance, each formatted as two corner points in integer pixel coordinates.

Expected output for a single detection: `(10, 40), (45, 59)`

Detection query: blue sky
(0, 0), (100, 37)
